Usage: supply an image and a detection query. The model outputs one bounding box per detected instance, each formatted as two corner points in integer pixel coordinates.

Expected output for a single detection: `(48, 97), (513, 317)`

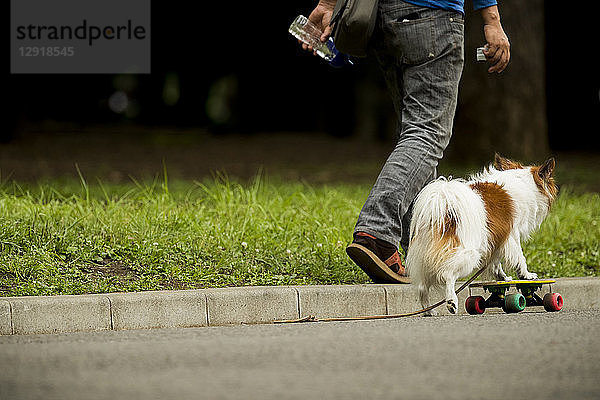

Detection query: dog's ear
(494, 153), (522, 171)
(538, 158), (556, 179)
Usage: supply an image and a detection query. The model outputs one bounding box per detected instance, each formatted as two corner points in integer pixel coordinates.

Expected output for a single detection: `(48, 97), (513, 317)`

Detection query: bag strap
(329, 0), (349, 37)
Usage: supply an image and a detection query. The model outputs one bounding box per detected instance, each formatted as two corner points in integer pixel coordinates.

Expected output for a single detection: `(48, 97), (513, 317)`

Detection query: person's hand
(301, 1), (337, 53)
(481, 6), (510, 73)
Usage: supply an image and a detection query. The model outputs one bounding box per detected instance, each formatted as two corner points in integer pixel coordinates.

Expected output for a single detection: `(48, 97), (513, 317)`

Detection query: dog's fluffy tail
(406, 177), (487, 287)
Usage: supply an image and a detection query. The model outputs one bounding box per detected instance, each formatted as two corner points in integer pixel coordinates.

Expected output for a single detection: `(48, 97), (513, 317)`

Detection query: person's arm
(301, 0), (338, 52)
(479, 5), (510, 73)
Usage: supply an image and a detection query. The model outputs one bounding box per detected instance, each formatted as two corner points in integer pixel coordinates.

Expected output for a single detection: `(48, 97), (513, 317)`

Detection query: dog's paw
(446, 299), (457, 315)
(519, 272), (538, 280)
(520, 271), (538, 280)
(503, 276), (513, 282)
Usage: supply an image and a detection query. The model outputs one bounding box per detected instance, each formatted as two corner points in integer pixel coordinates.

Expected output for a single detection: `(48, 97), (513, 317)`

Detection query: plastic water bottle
(288, 15), (353, 68)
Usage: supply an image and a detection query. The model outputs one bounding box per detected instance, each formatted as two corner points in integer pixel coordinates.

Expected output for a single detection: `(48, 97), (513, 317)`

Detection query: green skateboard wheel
(503, 293), (526, 313)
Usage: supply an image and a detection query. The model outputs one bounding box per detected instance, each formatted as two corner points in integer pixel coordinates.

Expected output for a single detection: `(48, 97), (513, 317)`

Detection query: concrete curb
(1, 277), (598, 335)
(8, 294), (111, 335)
(298, 284), (387, 319)
(108, 290), (208, 331)
(205, 286), (298, 326)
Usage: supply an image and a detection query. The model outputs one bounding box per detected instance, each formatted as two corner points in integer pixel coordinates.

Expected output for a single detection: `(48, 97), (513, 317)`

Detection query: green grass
(524, 188), (600, 278)
(0, 174), (598, 297)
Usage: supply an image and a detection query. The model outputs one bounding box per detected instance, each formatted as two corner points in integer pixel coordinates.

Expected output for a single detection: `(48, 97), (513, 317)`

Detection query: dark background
(5, 1), (600, 159)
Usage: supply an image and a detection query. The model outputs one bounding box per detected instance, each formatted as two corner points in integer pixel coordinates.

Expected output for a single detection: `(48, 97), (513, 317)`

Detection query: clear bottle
(288, 15), (352, 68)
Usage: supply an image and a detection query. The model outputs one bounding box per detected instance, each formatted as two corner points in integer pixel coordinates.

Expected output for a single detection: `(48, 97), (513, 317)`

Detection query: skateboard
(465, 279), (563, 315)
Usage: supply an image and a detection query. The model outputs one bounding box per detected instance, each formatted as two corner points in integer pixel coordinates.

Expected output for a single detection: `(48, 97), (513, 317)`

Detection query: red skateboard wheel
(543, 292), (563, 312)
(465, 296), (486, 315)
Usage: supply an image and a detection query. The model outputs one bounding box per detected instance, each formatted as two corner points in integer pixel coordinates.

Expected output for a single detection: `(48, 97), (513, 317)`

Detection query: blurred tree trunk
(450, 0), (549, 162)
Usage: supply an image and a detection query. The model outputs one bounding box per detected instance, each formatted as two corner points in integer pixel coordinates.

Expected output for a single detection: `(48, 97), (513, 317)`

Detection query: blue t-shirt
(403, 0), (497, 14)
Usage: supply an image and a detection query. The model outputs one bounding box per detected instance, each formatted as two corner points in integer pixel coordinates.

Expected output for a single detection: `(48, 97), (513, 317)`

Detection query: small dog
(406, 154), (557, 315)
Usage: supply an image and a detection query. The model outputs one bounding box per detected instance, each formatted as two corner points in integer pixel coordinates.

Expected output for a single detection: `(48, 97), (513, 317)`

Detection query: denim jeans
(354, 0), (465, 252)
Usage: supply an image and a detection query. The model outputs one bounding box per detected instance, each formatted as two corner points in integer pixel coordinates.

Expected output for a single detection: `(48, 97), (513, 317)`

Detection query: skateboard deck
(469, 279), (556, 288)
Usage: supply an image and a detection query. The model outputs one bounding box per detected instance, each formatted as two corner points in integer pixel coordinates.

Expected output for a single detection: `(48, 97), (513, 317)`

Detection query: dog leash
(273, 266), (487, 324)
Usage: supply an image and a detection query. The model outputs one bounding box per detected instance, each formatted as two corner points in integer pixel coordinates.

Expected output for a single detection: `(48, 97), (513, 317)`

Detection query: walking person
(302, 0), (510, 283)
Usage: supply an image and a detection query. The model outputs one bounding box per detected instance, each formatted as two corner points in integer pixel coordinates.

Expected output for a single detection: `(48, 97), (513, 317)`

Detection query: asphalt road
(1, 310), (598, 400)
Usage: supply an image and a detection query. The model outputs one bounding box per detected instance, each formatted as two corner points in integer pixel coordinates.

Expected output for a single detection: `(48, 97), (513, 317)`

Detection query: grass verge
(0, 174), (598, 297)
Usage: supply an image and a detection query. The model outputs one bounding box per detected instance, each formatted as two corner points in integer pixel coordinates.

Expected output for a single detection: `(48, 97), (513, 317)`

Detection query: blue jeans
(354, 0), (465, 252)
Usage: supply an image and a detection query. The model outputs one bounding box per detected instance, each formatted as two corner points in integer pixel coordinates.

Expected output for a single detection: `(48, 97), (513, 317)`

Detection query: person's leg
(354, 1), (465, 250)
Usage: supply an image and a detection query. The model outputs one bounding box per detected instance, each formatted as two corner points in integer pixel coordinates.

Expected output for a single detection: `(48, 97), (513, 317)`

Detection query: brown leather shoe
(346, 232), (410, 284)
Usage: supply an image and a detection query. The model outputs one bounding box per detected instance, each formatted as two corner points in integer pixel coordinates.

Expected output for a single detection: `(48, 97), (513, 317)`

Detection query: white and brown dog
(406, 154), (558, 315)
